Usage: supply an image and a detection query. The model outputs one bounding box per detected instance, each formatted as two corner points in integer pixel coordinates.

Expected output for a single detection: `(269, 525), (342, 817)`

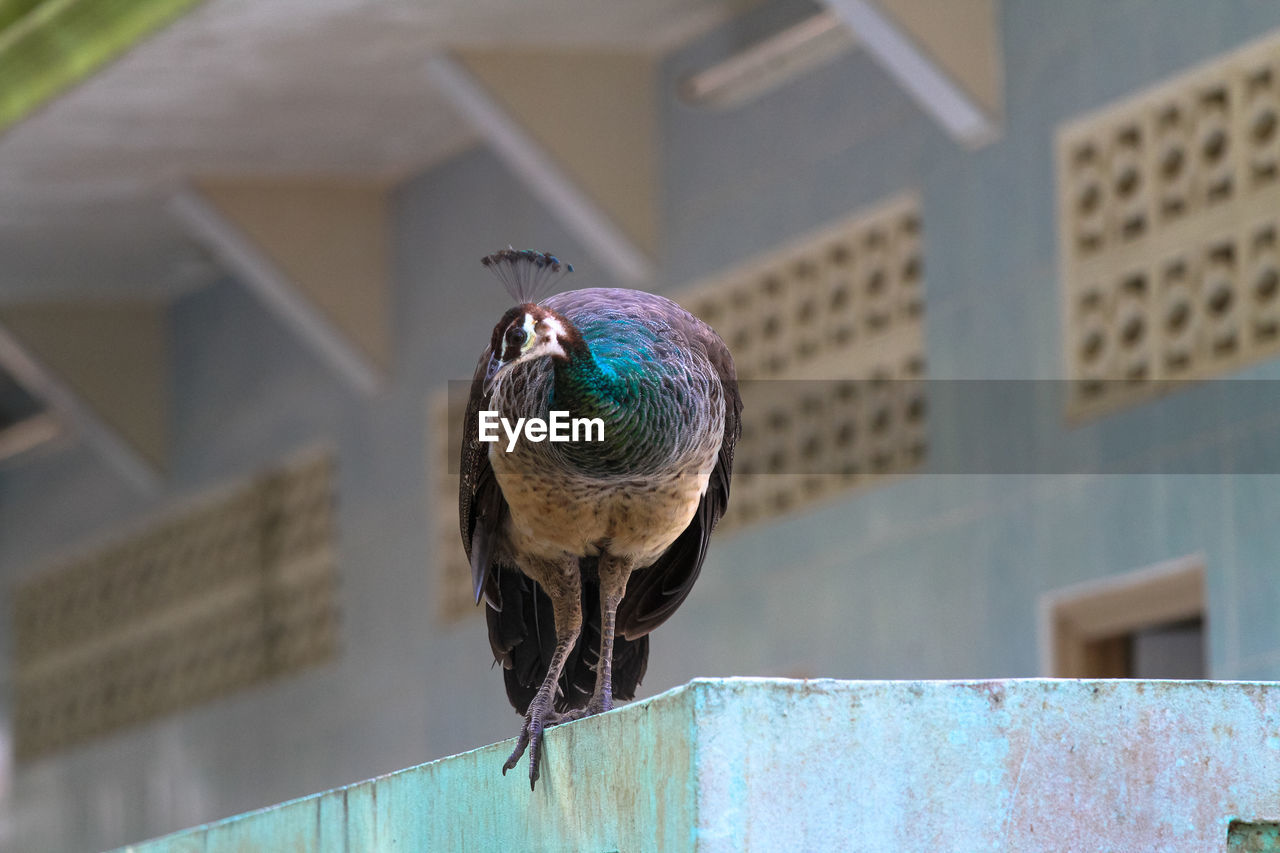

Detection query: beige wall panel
(878, 0), (1003, 117)
(197, 179), (391, 371)
(457, 49), (660, 258)
(0, 301), (168, 471)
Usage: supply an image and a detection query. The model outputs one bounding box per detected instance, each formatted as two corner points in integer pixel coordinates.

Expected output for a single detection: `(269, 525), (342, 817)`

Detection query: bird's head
(480, 248), (581, 386)
(488, 303), (579, 370)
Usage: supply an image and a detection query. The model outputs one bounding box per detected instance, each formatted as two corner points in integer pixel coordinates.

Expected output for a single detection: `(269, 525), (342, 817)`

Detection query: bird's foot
(502, 699), (572, 789)
(501, 715), (540, 789)
(501, 696), (614, 789)
(552, 693), (613, 725)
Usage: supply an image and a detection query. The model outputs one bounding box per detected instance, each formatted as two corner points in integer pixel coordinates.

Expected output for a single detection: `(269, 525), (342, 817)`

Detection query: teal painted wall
(4, 1), (1280, 850)
(117, 680), (1280, 853)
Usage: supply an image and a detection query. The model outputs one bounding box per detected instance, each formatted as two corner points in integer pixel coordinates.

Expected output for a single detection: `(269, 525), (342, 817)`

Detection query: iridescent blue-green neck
(552, 311), (669, 404)
(552, 345), (626, 420)
(550, 318), (672, 474)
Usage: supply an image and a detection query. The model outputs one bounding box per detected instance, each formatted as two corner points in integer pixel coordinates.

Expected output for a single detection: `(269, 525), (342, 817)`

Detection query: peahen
(459, 248), (741, 788)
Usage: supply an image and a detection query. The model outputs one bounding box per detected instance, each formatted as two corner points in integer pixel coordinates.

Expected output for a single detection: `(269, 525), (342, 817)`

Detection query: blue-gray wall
(5, 1), (1280, 850)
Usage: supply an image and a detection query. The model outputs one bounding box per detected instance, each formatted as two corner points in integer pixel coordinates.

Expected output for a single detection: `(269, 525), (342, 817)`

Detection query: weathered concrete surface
(117, 678), (1280, 852)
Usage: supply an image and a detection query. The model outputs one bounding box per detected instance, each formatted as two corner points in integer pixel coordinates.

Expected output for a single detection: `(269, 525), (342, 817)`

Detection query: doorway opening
(1040, 554), (1206, 678)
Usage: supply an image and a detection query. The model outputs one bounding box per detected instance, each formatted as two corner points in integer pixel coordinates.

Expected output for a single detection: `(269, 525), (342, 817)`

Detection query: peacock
(459, 248), (741, 789)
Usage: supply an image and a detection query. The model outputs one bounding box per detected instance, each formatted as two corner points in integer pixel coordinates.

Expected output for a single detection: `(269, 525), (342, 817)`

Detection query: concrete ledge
(118, 678), (1280, 852)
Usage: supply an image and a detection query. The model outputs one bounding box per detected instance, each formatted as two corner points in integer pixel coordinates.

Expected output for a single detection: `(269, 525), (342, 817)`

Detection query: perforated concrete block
(13, 450), (340, 761)
(680, 193), (927, 528)
(1059, 31), (1280, 417)
(429, 387), (474, 622)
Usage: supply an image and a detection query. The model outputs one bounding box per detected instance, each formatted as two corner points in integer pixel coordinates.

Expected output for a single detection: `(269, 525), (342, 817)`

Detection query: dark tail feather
(610, 633), (649, 704)
(487, 568), (650, 716)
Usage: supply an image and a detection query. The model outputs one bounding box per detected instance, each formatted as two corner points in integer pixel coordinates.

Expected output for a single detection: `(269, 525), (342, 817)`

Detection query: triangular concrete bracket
(0, 301), (169, 491)
(426, 51), (657, 284)
(171, 178), (392, 395)
(825, 0), (1003, 147)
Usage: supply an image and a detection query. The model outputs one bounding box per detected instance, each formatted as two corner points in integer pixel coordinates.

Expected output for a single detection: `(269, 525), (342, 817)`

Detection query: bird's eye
(504, 325), (528, 350)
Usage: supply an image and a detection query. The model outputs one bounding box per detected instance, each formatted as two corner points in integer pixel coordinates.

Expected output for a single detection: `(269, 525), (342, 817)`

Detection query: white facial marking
(496, 311), (568, 376)
(537, 315), (567, 358)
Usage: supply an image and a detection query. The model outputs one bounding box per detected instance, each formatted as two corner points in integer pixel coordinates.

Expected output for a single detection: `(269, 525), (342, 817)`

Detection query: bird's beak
(483, 354), (501, 394)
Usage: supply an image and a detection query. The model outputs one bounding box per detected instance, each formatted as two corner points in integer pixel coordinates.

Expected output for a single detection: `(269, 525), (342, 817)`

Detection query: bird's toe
(503, 708), (551, 789)
(501, 723), (532, 778)
(546, 695), (613, 728)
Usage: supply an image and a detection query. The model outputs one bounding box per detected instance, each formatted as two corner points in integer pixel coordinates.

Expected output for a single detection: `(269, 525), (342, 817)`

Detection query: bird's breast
(490, 451), (714, 564)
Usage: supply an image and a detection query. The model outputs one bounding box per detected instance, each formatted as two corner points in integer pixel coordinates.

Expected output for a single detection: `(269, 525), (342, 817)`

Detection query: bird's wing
(459, 349), (508, 607)
(459, 347), (565, 702)
(615, 318), (742, 640)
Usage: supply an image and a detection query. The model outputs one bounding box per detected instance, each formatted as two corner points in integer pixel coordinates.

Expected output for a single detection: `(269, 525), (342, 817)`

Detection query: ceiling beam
(823, 0), (1001, 146)
(679, 10), (859, 110)
(171, 180), (390, 395)
(0, 302), (167, 491)
(0, 411), (63, 463)
(426, 52), (655, 285)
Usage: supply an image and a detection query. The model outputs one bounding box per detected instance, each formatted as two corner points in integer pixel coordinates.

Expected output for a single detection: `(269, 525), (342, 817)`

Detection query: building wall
(4, 1), (1280, 850)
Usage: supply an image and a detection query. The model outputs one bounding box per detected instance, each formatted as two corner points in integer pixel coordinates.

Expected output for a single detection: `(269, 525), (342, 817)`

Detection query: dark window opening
(1080, 616), (1206, 678)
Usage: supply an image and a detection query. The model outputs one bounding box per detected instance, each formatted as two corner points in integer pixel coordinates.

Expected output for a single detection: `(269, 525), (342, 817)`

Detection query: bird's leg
(561, 553), (634, 721)
(589, 554), (634, 715)
(502, 556), (581, 789)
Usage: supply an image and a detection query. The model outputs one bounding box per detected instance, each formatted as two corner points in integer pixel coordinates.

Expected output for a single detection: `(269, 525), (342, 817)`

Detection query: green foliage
(0, 1), (47, 35)
(0, 0), (205, 136)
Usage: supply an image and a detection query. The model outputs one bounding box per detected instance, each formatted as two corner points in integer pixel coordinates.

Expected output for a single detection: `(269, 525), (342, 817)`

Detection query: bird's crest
(481, 247), (574, 304)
